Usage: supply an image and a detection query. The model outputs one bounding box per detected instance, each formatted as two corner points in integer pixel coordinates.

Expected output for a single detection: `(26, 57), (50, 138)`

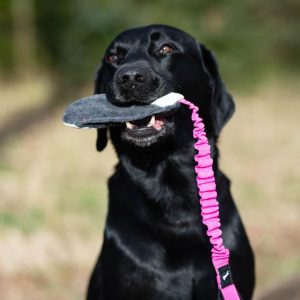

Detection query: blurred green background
(0, 1), (299, 299)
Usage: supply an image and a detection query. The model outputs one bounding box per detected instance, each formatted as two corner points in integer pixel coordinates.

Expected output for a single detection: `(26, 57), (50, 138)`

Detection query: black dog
(87, 25), (255, 300)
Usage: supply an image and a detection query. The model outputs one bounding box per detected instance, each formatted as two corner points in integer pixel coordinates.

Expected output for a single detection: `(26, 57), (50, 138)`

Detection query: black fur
(88, 25), (255, 300)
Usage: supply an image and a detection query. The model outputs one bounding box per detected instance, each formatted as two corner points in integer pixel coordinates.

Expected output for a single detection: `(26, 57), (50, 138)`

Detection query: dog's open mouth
(125, 115), (166, 131)
(122, 113), (175, 147)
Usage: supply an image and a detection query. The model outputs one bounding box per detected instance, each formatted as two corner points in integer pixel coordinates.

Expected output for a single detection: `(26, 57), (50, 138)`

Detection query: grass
(0, 208), (44, 234)
(0, 76), (299, 299)
(220, 79), (300, 291)
(0, 76), (52, 128)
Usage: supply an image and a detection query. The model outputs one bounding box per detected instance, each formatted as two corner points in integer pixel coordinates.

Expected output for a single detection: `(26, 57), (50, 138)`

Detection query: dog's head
(95, 25), (234, 151)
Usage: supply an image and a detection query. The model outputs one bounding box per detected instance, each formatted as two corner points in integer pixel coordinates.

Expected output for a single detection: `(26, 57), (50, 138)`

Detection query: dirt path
(256, 275), (300, 300)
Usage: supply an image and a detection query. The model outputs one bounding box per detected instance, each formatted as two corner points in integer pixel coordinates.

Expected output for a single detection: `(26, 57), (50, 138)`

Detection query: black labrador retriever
(87, 24), (255, 300)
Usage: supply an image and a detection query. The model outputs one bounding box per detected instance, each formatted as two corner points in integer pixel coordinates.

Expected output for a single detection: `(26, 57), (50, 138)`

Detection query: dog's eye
(106, 54), (119, 63)
(159, 44), (174, 55)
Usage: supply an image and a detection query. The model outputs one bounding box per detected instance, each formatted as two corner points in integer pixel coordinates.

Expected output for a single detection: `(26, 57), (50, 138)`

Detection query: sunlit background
(0, 1), (299, 299)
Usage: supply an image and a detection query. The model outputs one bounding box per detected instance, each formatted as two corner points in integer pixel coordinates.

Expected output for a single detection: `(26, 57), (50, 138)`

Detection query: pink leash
(179, 99), (240, 300)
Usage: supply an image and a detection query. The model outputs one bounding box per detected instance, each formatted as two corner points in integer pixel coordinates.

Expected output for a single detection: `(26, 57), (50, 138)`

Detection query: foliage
(0, 0), (299, 87)
(0, 0), (13, 70)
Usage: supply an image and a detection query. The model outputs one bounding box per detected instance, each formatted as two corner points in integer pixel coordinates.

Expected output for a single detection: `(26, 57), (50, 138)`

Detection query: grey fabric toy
(63, 92), (183, 129)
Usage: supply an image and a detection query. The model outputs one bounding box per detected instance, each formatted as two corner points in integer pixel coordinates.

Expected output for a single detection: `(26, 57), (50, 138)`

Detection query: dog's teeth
(147, 116), (155, 127)
(126, 122), (135, 129)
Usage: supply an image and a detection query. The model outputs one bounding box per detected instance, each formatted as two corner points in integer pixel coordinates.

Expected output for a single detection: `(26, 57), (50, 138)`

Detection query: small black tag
(218, 265), (233, 288)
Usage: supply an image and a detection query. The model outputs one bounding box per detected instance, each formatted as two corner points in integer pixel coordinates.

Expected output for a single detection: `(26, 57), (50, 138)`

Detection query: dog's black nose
(116, 66), (148, 90)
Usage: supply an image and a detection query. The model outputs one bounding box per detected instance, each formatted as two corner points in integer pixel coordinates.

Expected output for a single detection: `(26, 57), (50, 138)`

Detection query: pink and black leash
(180, 99), (241, 300)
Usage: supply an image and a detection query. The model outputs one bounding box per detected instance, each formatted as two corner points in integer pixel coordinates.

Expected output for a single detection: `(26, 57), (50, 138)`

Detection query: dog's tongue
(63, 93), (183, 129)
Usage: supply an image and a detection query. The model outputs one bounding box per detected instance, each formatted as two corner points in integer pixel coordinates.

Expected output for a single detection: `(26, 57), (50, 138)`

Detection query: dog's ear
(199, 44), (235, 136)
(94, 65), (108, 151)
